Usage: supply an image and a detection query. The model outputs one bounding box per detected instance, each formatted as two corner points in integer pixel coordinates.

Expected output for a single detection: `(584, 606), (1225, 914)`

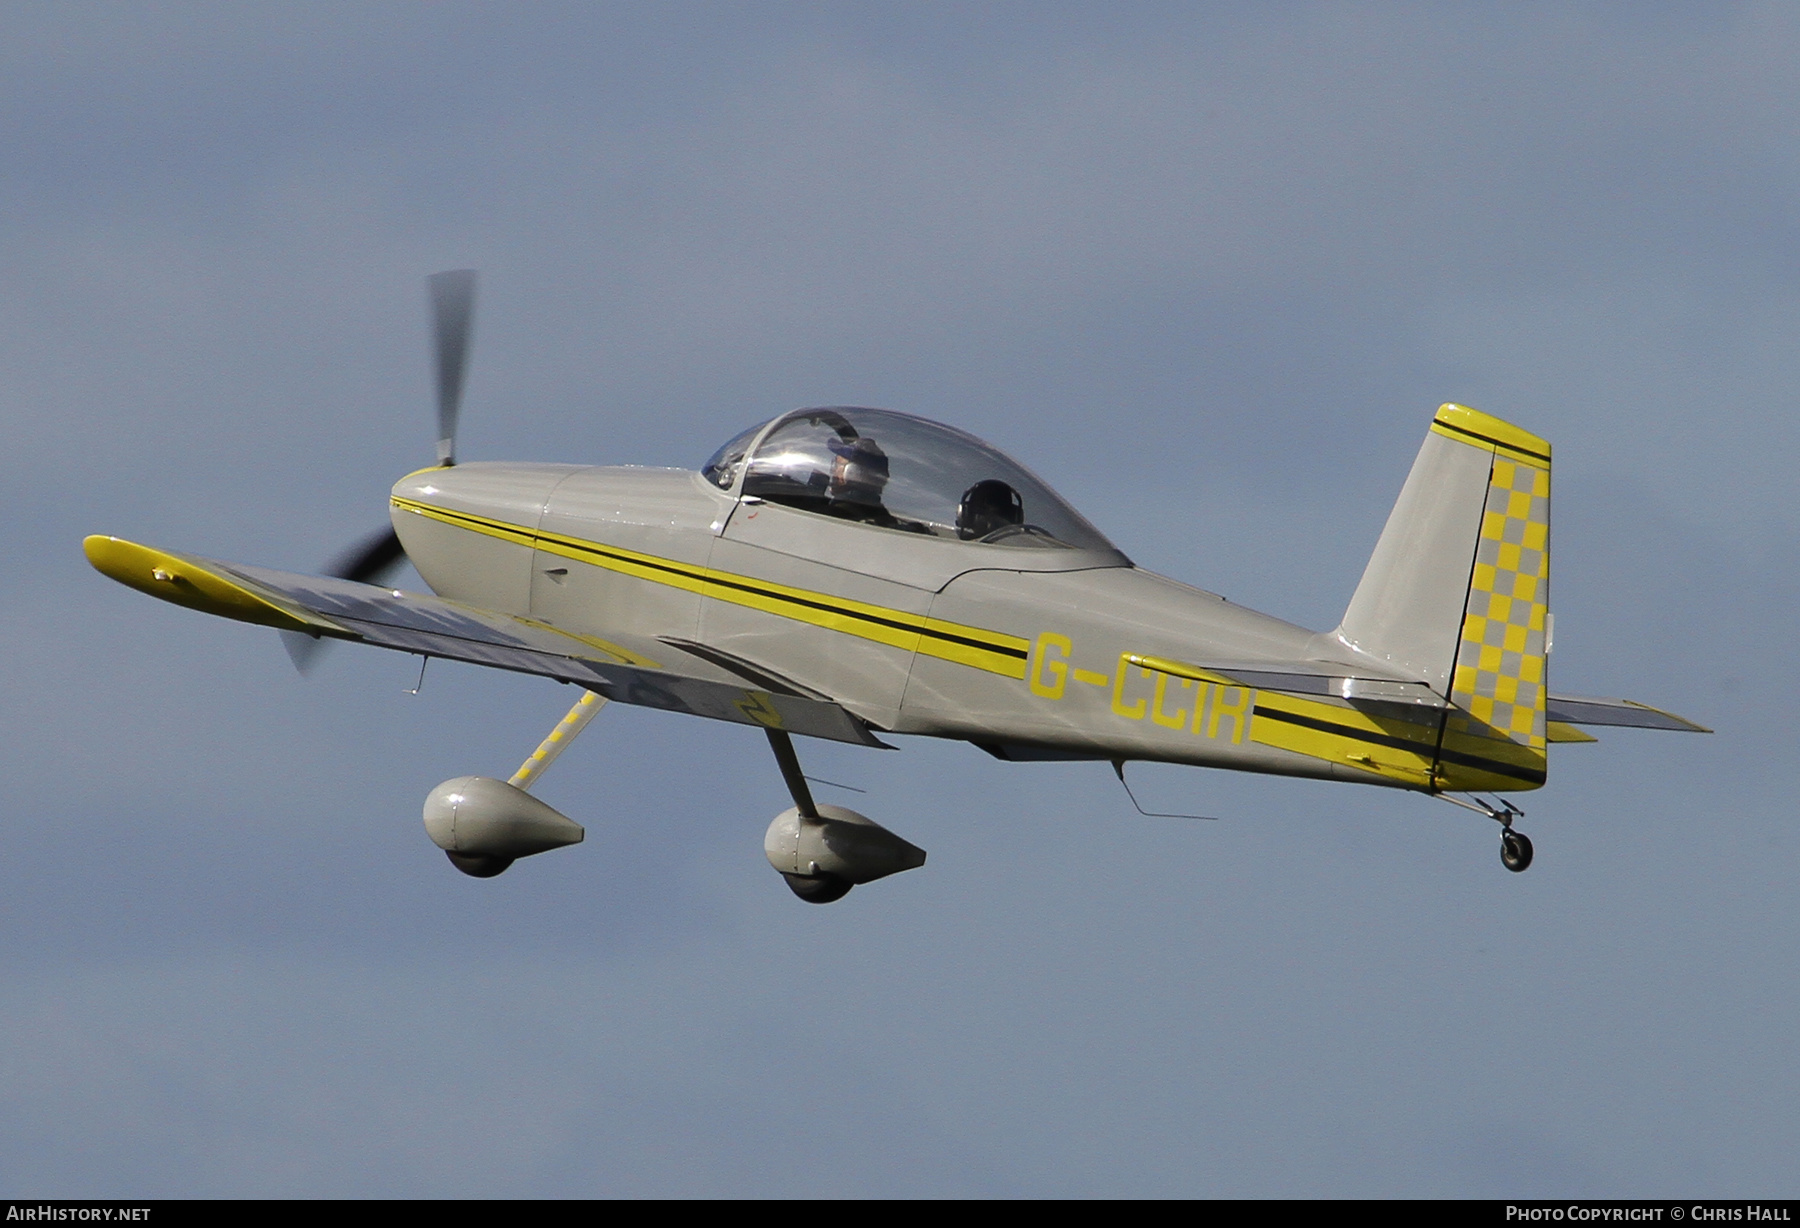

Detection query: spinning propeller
(429, 268), (476, 469)
(284, 269), (476, 672)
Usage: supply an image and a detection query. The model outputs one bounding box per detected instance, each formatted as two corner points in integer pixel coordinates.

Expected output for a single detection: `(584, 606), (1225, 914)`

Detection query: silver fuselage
(391, 462), (1420, 788)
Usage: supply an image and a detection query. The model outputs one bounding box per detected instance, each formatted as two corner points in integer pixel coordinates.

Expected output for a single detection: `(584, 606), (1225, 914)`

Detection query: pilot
(821, 433), (929, 533)
(826, 434), (890, 512)
(956, 478), (1025, 540)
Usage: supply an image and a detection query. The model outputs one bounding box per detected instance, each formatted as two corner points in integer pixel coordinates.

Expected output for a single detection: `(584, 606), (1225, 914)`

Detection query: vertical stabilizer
(1336, 404), (1552, 758)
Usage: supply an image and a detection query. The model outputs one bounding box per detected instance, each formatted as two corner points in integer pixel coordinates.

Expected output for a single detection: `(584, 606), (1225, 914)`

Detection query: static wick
(407, 655), (431, 695)
(1111, 759), (1219, 821)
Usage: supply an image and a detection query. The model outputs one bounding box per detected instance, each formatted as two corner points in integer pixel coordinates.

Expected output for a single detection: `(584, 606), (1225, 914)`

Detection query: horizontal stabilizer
(84, 535), (888, 747)
(1122, 653), (1451, 709)
(1544, 693), (1710, 733)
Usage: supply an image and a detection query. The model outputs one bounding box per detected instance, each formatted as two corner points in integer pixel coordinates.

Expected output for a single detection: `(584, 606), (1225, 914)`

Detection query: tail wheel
(1500, 829), (1534, 873)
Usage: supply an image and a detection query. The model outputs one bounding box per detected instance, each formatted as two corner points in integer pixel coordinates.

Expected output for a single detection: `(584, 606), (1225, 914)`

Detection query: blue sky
(1, 2), (1793, 1196)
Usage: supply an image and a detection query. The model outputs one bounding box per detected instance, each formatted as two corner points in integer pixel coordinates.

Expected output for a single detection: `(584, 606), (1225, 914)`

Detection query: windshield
(701, 420), (765, 491)
(708, 407), (1114, 551)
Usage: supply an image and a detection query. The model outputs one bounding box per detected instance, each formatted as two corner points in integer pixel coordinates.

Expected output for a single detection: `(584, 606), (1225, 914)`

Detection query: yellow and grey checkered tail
(1337, 403), (1553, 793)
(1435, 406), (1552, 752)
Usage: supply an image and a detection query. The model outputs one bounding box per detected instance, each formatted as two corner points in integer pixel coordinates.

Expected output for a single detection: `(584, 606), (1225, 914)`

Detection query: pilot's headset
(957, 479), (1024, 539)
(827, 435), (890, 508)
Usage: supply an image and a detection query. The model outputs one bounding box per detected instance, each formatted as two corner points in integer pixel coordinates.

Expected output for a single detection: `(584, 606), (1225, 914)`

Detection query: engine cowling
(423, 776), (585, 877)
(764, 804), (926, 902)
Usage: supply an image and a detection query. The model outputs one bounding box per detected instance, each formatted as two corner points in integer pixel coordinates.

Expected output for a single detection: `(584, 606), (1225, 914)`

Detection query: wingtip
(82, 533), (122, 570)
(1623, 699), (1713, 734)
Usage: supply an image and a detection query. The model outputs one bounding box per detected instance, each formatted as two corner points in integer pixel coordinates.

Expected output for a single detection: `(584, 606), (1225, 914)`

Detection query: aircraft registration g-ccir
(84, 271), (1707, 904)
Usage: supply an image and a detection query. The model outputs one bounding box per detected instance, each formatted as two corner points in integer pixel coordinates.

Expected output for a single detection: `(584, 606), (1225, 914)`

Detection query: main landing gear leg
(509, 689), (609, 792)
(1437, 793), (1534, 873)
(765, 729), (853, 903)
(434, 688), (608, 878)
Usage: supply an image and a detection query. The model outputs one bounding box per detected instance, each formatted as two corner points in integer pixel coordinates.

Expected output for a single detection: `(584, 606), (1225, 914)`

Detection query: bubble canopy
(702, 407), (1115, 552)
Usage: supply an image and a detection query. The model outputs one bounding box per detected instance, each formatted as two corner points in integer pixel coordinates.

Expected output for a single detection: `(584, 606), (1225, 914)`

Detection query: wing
(84, 535), (888, 748)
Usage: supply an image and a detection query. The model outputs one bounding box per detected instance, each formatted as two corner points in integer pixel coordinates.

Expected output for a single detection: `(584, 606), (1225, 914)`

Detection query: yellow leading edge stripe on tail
(1430, 403), (1552, 466)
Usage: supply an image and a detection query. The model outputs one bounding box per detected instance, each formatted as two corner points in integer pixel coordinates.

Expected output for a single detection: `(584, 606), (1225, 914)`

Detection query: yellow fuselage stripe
(1125, 653), (1548, 790)
(392, 497), (1030, 678)
(1249, 690), (1546, 789)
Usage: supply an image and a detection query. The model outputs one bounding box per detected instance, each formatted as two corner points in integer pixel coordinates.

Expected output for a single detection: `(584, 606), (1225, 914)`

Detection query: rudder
(1334, 404), (1552, 789)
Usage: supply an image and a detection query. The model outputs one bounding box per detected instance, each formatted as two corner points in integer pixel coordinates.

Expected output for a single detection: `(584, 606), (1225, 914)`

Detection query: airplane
(84, 270), (1709, 903)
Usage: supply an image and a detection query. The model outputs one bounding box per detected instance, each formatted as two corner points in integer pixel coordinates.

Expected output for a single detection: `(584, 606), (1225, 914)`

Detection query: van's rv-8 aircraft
(85, 271), (1707, 902)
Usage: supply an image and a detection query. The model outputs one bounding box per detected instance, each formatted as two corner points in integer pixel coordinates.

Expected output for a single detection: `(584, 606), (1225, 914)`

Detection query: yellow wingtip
(83, 534), (330, 634)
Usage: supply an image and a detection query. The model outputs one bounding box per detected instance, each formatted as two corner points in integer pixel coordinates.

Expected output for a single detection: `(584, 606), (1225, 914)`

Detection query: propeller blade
(291, 271), (458, 674)
(284, 527), (407, 674)
(289, 272), (460, 675)
(428, 269), (476, 467)
(327, 526), (406, 585)
(282, 628), (327, 674)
